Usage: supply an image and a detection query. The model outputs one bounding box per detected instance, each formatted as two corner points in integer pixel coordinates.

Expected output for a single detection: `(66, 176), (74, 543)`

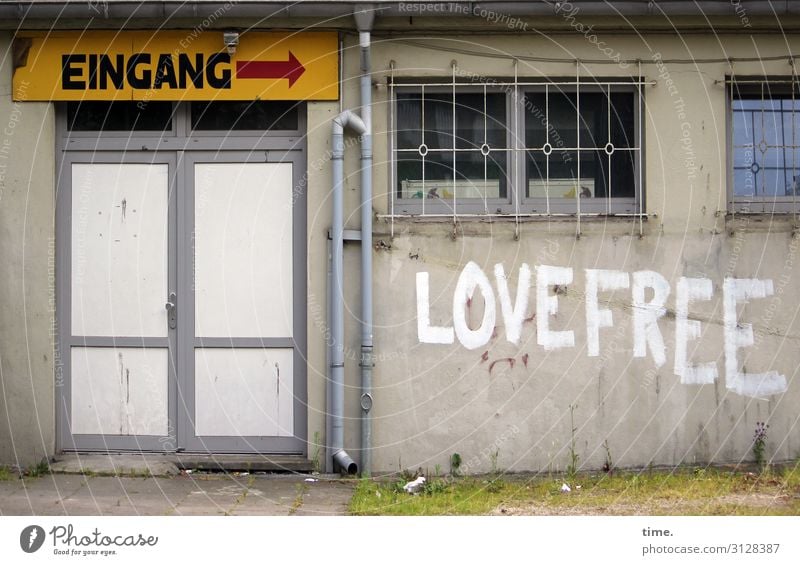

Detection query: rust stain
(488, 357), (515, 376)
(522, 353), (529, 368)
(480, 351), (489, 363)
(523, 312), (536, 324)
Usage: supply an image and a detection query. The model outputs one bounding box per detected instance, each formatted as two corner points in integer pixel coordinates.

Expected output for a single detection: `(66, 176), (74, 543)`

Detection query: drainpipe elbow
(332, 449), (358, 475)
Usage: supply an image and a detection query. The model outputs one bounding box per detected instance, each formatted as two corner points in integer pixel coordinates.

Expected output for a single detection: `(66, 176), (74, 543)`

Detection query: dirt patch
(492, 493), (796, 516)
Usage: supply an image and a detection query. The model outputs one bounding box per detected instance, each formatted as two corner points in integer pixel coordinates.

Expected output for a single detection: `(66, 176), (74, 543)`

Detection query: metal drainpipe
(330, 109), (366, 475)
(356, 11), (375, 477)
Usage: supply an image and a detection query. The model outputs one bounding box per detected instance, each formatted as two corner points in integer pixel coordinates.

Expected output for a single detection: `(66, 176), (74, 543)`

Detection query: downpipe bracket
(360, 393), (373, 412)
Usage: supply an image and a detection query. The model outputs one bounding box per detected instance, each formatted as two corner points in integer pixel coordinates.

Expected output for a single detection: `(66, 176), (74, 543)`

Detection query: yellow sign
(12, 31), (339, 101)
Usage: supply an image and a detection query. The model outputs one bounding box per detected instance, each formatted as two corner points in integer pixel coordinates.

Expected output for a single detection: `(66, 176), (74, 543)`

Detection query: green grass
(25, 460), (50, 478)
(350, 466), (800, 516)
(0, 466), (13, 481)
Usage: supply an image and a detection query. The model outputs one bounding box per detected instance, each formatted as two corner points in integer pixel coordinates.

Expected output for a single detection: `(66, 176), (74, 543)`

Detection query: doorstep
(51, 453), (314, 477)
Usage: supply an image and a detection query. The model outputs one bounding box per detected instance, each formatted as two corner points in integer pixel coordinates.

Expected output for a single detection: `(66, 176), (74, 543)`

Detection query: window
(390, 79), (643, 217)
(730, 78), (800, 213)
(66, 101), (173, 132)
(191, 101), (300, 131)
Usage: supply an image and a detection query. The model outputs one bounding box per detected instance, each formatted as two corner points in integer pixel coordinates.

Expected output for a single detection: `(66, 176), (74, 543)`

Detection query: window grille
(729, 76), (800, 214)
(386, 63), (649, 232)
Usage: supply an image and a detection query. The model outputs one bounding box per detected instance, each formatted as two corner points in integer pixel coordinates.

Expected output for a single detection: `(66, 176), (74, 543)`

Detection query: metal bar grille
(729, 74), (800, 212)
(390, 71), (646, 221)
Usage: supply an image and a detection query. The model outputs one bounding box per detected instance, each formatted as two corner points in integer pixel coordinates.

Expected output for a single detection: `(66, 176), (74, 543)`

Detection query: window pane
(455, 151), (508, 200)
(397, 150), (508, 201)
(610, 150), (636, 198)
(526, 151), (547, 197)
(396, 93), (422, 149)
(191, 101), (299, 130)
(455, 93), (506, 149)
(396, 152), (424, 199)
(547, 92), (577, 148)
(578, 92), (607, 148)
(527, 151), (591, 198)
(732, 109), (755, 146)
(733, 168), (757, 197)
(424, 93), (454, 150)
(732, 90), (800, 200)
(66, 101), (173, 131)
(734, 146), (756, 168)
(524, 93), (548, 148)
(757, 168), (788, 197)
(610, 92), (635, 148)
(526, 149), (635, 199)
(397, 152), (455, 200)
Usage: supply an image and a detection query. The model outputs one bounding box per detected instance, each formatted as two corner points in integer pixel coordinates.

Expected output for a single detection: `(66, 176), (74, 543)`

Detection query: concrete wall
(3, 19), (800, 476)
(0, 32), (56, 469)
(325, 30), (800, 474)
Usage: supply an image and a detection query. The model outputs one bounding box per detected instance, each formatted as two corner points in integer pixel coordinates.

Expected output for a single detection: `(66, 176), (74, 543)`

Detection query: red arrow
(235, 51), (305, 87)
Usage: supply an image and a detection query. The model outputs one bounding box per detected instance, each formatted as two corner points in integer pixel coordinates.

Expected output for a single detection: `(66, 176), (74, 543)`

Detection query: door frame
(55, 151), (179, 452)
(54, 102), (308, 454)
(177, 151), (307, 454)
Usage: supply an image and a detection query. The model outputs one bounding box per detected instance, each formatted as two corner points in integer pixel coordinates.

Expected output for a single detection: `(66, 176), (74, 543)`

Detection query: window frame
(57, 101), (307, 152)
(728, 76), (800, 214)
(389, 77), (644, 218)
(391, 83), (515, 216)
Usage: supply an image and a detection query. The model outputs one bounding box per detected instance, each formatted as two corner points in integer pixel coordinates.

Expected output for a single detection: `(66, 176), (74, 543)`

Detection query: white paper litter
(403, 476), (426, 494)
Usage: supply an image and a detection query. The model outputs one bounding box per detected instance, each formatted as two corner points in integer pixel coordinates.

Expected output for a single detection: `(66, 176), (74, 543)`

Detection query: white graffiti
(416, 262), (788, 399)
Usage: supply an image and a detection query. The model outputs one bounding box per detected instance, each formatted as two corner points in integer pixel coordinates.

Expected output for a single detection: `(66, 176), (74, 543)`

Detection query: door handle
(165, 292), (177, 329)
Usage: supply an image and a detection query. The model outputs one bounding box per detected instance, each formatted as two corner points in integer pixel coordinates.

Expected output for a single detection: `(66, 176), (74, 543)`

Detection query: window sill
(378, 212), (650, 223)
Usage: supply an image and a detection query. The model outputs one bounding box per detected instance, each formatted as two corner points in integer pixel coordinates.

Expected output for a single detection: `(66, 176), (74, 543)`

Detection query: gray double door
(58, 150), (306, 454)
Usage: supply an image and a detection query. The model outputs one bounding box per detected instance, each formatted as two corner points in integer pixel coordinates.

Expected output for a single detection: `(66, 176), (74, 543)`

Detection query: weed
(288, 482), (308, 515)
(26, 459), (50, 478)
(350, 466), (800, 516)
(485, 476), (505, 494)
(602, 440), (613, 475)
(450, 453), (462, 477)
(311, 431), (322, 474)
(0, 466), (13, 481)
(399, 467), (417, 482)
(566, 404), (579, 481)
(489, 450), (500, 475)
(422, 478), (449, 496)
(752, 422), (770, 470)
(434, 464), (442, 477)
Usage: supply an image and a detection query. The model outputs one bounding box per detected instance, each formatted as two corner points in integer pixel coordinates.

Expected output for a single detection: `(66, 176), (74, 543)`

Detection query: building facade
(1, 0), (799, 475)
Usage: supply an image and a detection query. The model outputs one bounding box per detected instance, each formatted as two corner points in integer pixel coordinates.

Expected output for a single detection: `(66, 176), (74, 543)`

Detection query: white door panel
(194, 348), (294, 437)
(194, 163), (293, 339)
(71, 163), (169, 338)
(71, 347), (169, 436)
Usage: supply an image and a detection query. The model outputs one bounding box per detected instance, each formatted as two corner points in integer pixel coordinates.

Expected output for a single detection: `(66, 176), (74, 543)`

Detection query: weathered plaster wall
(324, 30), (800, 474)
(0, 32), (56, 469)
